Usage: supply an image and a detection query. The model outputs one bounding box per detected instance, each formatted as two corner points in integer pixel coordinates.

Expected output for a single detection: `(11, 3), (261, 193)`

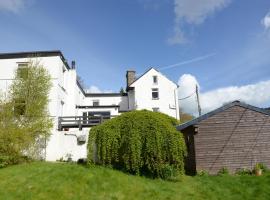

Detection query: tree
(88, 110), (186, 179)
(119, 87), (125, 95)
(0, 59), (52, 166)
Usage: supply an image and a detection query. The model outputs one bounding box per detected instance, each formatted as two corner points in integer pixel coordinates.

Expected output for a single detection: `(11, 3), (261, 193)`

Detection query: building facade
(0, 50), (179, 161)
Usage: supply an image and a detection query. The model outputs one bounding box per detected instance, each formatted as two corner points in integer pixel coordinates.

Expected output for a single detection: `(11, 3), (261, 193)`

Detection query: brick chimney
(126, 70), (136, 88)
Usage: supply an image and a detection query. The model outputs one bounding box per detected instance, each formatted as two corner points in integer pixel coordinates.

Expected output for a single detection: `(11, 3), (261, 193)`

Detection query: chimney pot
(71, 60), (76, 69)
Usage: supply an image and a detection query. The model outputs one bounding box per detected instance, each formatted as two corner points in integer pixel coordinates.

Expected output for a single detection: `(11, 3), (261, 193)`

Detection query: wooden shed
(177, 101), (270, 175)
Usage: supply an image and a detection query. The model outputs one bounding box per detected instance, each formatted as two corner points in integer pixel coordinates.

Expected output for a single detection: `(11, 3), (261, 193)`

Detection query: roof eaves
(0, 50), (71, 70)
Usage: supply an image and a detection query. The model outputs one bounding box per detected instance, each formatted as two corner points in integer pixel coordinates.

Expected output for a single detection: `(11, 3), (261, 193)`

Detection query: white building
(0, 50), (179, 161)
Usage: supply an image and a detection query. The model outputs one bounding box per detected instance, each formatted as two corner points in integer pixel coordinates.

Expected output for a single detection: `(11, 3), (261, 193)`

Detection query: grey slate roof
(176, 101), (270, 131)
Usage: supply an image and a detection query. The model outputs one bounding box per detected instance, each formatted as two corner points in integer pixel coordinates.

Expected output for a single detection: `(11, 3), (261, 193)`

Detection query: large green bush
(88, 110), (186, 178)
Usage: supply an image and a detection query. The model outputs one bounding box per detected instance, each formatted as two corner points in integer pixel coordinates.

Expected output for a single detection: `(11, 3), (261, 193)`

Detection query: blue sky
(0, 0), (270, 113)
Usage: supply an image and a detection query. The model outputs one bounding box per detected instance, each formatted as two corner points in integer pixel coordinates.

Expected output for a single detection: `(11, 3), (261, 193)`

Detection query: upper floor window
(93, 100), (100, 106)
(153, 76), (158, 84)
(17, 63), (29, 79)
(14, 98), (26, 116)
(152, 88), (159, 100)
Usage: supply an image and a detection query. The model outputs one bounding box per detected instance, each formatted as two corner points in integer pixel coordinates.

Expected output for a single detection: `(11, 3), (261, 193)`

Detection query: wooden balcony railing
(58, 115), (116, 131)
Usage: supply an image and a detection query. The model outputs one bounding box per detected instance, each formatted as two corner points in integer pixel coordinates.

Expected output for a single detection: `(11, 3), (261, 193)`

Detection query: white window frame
(93, 100), (100, 106)
(152, 88), (159, 100)
(153, 75), (158, 84)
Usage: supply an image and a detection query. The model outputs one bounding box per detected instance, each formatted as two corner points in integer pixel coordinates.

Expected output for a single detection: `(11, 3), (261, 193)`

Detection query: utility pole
(196, 84), (202, 116)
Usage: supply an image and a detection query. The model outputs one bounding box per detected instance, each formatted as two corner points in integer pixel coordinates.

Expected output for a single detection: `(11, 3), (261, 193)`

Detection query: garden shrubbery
(88, 110), (186, 179)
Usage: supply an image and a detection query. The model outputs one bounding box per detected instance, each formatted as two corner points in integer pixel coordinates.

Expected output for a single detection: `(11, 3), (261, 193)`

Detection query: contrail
(159, 53), (216, 71)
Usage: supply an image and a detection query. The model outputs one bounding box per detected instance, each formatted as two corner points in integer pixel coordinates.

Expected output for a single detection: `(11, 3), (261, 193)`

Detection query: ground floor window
(152, 107), (160, 112)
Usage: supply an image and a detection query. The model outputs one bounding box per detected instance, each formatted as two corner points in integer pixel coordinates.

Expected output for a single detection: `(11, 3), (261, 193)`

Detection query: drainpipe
(174, 86), (180, 120)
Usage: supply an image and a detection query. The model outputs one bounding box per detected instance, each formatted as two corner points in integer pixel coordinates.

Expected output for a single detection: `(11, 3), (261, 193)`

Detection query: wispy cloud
(168, 0), (231, 44)
(0, 0), (31, 13)
(159, 52), (216, 70)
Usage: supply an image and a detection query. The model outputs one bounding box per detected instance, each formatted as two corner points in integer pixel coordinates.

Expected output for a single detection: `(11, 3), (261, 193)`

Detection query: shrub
(88, 110), (186, 179)
(235, 168), (252, 175)
(217, 167), (229, 176)
(160, 164), (179, 180)
(254, 163), (268, 173)
(197, 170), (209, 176)
(0, 155), (9, 168)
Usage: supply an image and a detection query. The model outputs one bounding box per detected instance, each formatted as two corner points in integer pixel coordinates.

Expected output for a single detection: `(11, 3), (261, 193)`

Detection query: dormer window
(93, 100), (100, 106)
(153, 76), (158, 84)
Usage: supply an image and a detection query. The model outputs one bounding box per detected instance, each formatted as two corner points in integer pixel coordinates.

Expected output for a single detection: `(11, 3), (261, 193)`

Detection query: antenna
(196, 84), (202, 116)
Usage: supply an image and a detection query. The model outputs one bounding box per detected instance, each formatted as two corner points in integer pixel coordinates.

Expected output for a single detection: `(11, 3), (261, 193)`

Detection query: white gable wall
(130, 68), (179, 119)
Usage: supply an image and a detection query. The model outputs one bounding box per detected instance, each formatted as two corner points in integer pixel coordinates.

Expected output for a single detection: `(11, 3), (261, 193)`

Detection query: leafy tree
(88, 110), (186, 179)
(0, 60), (52, 166)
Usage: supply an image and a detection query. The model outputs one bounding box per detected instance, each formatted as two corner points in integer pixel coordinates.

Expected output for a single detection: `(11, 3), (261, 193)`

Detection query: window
(82, 112), (88, 123)
(153, 76), (158, 84)
(14, 99), (26, 116)
(84, 111), (111, 124)
(17, 63), (29, 79)
(152, 107), (160, 112)
(93, 100), (100, 106)
(152, 88), (159, 99)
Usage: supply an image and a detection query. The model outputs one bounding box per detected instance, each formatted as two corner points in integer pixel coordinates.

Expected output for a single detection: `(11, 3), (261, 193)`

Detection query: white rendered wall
(130, 68), (179, 119)
(82, 95), (128, 112)
(45, 128), (90, 161)
(0, 56), (87, 161)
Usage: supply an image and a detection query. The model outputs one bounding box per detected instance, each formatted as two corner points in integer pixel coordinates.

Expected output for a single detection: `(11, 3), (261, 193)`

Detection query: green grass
(0, 162), (270, 200)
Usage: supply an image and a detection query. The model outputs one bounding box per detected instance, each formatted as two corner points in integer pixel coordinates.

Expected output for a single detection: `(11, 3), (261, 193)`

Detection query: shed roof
(177, 101), (270, 131)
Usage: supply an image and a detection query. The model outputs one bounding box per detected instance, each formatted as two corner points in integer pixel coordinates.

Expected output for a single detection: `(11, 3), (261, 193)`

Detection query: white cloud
(85, 85), (113, 93)
(261, 11), (270, 30)
(178, 74), (200, 115)
(0, 0), (30, 13)
(178, 74), (270, 116)
(169, 0), (231, 44)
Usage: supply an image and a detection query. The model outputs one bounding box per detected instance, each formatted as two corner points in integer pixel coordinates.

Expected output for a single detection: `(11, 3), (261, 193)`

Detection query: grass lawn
(0, 162), (270, 200)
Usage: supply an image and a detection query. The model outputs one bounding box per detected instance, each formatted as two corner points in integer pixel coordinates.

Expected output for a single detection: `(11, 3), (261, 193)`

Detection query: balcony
(58, 115), (116, 131)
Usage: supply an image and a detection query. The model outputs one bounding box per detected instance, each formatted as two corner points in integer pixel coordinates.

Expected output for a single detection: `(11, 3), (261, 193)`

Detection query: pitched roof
(129, 67), (178, 87)
(177, 101), (270, 131)
(0, 50), (70, 69)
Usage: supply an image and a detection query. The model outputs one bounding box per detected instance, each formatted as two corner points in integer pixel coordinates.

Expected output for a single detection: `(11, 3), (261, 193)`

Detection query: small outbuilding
(177, 101), (270, 174)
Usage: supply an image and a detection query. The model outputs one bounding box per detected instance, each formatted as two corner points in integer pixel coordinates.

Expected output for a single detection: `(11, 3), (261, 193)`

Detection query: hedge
(88, 110), (186, 178)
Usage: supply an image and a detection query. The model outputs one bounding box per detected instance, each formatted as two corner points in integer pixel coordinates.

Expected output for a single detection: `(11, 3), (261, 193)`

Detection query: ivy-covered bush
(88, 110), (186, 179)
